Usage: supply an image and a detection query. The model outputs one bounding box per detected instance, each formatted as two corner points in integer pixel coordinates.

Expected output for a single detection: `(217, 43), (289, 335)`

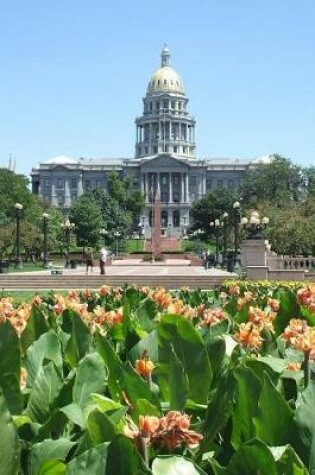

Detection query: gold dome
(147, 46), (184, 94)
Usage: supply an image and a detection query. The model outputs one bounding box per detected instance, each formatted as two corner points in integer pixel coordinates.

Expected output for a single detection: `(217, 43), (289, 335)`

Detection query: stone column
(169, 172), (172, 202)
(181, 173), (184, 202)
(77, 174), (83, 197)
(141, 173), (144, 193)
(185, 173), (189, 203)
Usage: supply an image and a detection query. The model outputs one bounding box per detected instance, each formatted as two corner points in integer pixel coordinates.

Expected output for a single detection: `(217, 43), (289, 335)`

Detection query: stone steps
(0, 274), (233, 291)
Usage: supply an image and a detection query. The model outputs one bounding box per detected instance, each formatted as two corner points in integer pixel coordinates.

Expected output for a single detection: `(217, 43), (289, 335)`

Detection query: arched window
(161, 210), (168, 228)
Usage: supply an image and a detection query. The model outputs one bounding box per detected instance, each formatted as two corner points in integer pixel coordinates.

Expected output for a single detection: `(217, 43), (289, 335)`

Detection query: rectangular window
(173, 146), (177, 153)
(206, 179), (212, 189)
(153, 146), (158, 154)
(163, 100), (168, 109)
(174, 176), (179, 185)
(70, 178), (77, 189)
(171, 101), (175, 109)
(85, 179), (91, 190)
(44, 178), (51, 188)
(56, 178), (64, 189)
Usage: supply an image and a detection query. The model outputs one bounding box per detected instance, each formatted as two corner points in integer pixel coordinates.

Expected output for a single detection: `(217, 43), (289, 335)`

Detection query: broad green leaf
(73, 353), (107, 409)
(20, 304), (49, 354)
(137, 298), (158, 332)
(293, 380), (315, 471)
(129, 329), (159, 364)
(253, 373), (294, 445)
(152, 456), (206, 474)
(29, 438), (74, 475)
(0, 388), (20, 475)
(0, 373), (22, 414)
(26, 361), (62, 423)
(274, 290), (300, 334)
(95, 331), (122, 400)
(119, 363), (161, 416)
(231, 365), (262, 448)
(245, 356), (283, 385)
(60, 403), (84, 428)
(169, 346), (189, 411)
(62, 310), (90, 368)
(203, 337), (226, 376)
(87, 409), (120, 445)
(270, 444), (308, 474)
(158, 314), (212, 404)
(106, 435), (151, 474)
(66, 442), (108, 474)
(132, 399), (161, 422)
(0, 320), (20, 378)
(25, 330), (63, 386)
(202, 371), (234, 447)
(91, 394), (123, 412)
(37, 459), (66, 474)
(227, 439), (277, 475)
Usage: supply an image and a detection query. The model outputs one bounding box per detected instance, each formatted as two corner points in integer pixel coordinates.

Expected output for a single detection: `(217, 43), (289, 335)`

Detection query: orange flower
(283, 318), (315, 353)
(136, 359), (155, 376)
(234, 322), (263, 349)
(287, 362), (301, 371)
(200, 308), (227, 327)
(267, 297), (280, 312)
(68, 289), (78, 300)
(99, 285), (110, 296)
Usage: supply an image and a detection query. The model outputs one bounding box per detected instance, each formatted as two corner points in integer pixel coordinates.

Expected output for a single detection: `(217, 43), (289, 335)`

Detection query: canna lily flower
(234, 322), (263, 350)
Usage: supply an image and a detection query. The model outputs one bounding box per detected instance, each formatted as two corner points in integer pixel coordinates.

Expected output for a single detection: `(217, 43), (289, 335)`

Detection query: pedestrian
(85, 247), (94, 275)
(100, 247), (108, 275)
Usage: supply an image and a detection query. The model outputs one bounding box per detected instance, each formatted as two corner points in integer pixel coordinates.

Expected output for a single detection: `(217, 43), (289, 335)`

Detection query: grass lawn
(0, 289), (68, 302)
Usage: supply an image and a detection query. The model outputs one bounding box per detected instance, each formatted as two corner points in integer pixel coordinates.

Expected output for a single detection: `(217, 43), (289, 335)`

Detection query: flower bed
(0, 282), (315, 473)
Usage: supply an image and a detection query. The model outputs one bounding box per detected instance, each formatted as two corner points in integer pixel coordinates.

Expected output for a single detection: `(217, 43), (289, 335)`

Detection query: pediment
(140, 154), (189, 171)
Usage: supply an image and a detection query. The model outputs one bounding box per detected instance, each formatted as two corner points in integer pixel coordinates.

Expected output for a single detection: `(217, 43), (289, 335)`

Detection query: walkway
(0, 260), (237, 291)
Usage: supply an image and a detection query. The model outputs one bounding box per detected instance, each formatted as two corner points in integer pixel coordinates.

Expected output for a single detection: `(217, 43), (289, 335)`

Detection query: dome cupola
(147, 45), (184, 95)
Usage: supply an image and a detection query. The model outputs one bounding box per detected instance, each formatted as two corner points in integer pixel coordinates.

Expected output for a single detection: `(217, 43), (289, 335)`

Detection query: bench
(50, 265), (64, 275)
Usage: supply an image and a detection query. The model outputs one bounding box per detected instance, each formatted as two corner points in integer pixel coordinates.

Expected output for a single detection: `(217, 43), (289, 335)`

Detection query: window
(157, 80), (160, 85)
(161, 192), (167, 203)
(162, 176), (167, 185)
(165, 146), (169, 152)
(178, 102), (182, 109)
(156, 101), (160, 110)
(163, 79), (167, 85)
(145, 146), (148, 154)
(171, 101), (175, 109)
(228, 179), (234, 189)
(217, 180), (223, 188)
(70, 178), (77, 189)
(153, 146), (158, 154)
(183, 146), (187, 154)
(163, 100), (168, 109)
(174, 176), (179, 185)
(149, 102), (152, 111)
(206, 179), (212, 190)
(85, 179), (91, 190)
(44, 178), (51, 188)
(189, 176), (196, 186)
(174, 192), (179, 203)
(173, 146), (177, 153)
(56, 178), (64, 189)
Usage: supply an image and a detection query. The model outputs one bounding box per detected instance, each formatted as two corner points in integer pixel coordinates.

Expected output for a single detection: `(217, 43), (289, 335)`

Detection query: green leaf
(60, 403), (84, 428)
(29, 438), (74, 475)
(137, 298), (158, 332)
(62, 310), (90, 368)
(26, 361), (62, 423)
(0, 387), (20, 475)
(227, 439), (277, 475)
(20, 304), (49, 354)
(152, 456), (206, 474)
(95, 331), (123, 400)
(119, 363), (161, 416)
(132, 399), (161, 422)
(66, 442), (108, 474)
(0, 373), (22, 415)
(129, 329), (159, 364)
(73, 353), (107, 409)
(231, 365), (262, 448)
(0, 320), (20, 378)
(274, 290), (300, 334)
(158, 314), (212, 404)
(203, 337), (226, 376)
(293, 380), (315, 471)
(91, 394), (123, 412)
(25, 330), (63, 386)
(253, 373), (294, 445)
(87, 409), (120, 445)
(169, 346), (189, 411)
(270, 445), (308, 475)
(106, 435), (151, 474)
(37, 459), (66, 474)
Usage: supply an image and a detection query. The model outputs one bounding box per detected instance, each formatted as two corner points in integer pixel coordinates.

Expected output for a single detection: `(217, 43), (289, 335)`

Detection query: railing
(267, 256), (315, 271)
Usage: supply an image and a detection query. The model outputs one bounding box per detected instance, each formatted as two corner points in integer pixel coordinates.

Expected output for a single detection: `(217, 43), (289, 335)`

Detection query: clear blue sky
(1, 0), (314, 177)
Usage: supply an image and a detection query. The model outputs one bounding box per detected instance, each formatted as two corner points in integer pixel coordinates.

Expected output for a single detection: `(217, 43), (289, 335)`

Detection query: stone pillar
(185, 173), (189, 203)
(181, 173), (184, 202)
(169, 172), (172, 202)
(77, 174), (83, 197)
(241, 240), (267, 266)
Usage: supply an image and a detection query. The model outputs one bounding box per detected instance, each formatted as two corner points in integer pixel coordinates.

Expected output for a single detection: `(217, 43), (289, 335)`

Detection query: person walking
(99, 247), (108, 275)
(85, 247), (94, 275)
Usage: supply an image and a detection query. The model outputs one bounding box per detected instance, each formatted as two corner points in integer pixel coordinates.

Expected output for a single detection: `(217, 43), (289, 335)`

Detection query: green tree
(240, 155), (304, 208)
(69, 194), (103, 249)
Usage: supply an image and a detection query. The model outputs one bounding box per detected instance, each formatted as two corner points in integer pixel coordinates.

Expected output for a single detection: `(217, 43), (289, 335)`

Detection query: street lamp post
(61, 220), (75, 268)
(14, 203), (23, 269)
(233, 201), (241, 271)
(114, 231), (121, 256)
(221, 212), (228, 267)
(210, 220), (221, 267)
(42, 212), (50, 267)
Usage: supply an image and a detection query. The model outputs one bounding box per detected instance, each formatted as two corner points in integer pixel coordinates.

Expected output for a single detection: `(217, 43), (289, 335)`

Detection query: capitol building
(31, 46), (266, 234)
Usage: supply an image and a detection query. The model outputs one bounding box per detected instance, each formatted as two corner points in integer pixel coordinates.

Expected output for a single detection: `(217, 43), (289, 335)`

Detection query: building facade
(31, 46), (267, 235)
